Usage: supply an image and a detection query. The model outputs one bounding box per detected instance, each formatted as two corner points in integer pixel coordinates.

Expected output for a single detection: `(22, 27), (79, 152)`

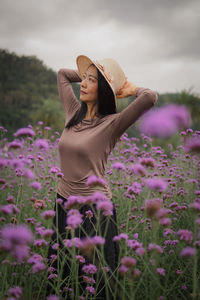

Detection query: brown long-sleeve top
(57, 69), (158, 200)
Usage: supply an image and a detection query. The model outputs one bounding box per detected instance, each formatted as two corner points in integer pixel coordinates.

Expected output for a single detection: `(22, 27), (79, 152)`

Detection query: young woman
(46, 55), (158, 299)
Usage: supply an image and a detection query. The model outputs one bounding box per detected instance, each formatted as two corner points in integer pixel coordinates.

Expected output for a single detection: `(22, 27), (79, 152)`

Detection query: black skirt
(46, 193), (120, 299)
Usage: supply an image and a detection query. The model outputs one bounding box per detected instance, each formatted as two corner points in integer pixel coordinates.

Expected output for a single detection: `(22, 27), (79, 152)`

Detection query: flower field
(0, 104), (200, 300)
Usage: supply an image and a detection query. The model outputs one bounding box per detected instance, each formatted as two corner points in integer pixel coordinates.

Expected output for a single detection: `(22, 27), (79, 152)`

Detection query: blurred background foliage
(0, 48), (199, 146)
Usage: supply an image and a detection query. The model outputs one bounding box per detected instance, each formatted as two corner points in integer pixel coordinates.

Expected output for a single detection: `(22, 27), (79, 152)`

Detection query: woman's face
(80, 64), (98, 103)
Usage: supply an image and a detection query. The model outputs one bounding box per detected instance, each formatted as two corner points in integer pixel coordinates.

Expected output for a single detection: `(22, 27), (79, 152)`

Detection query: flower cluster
(0, 224), (33, 262)
(138, 104), (192, 138)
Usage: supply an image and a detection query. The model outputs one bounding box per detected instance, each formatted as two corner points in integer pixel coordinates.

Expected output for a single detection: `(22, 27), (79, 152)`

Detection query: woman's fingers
(116, 80), (137, 99)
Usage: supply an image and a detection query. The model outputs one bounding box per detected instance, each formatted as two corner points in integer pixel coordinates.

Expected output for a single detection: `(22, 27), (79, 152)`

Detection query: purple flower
(48, 274), (58, 279)
(140, 157), (156, 168)
(148, 243), (163, 254)
(8, 141), (23, 149)
(9, 159), (24, 170)
(86, 175), (107, 187)
(96, 199), (113, 216)
(134, 268), (141, 278)
(51, 243), (59, 250)
(14, 128), (35, 138)
(82, 263), (97, 274)
(91, 236), (105, 245)
(34, 139), (49, 150)
(144, 178), (168, 192)
(7, 286), (22, 299)
(31, 181), (42, 190)
(57, 172), (64, 178)
(160, 217), (172, 227)
(189, 201), (200, 212)
(86, 191), (109, 204)
(44, 126), (51, 131)
(71, 236), (105, 257)
(56, 198), (63, 204)
(83, 276), (96, 284)
(177, 229), (193, 243)
(136, 247), (145, 256)
(64, 195), (84, 209)
(13, 245), (31, 262)
(121, 256), (137, 267)
(119, 264), (128, 275)
(0, 224), (33, 262)
(0, 158), (9, 168)
(0, 204), (14, 215)
(41, 229), (54, 238)
(119, 233), (129, 239)
(41, 210), (56, 220)
(127, 239), (142, 249)
(85, 210), (93, 218)
(86, 286), (95, 295)
(180, 246), (196, 257)
(196, 217), (200, 225)
(0, 224), (33, 249)
(49, 166), (61, 174)
(34, 239), (48, 247)
(76, 255), (85, 263)
(169, 202), (178, 208)
(24, 169), (35, 179)
(128, 164), (146, 176)
(138, 104), (192, 138)
(127, 182), (142, 195)
(27, 253), (43, 264)
(112, 162), (126, 171)
(181, 284), (187, 290)
(66, 209), (83, 228)
(113, 233), (129, 241)
(157, 268), (165, 276)
(184, 135), (200, 153)
(32, 261), (46, 273)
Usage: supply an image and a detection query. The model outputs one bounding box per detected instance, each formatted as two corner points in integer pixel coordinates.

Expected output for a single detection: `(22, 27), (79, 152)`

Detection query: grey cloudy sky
(0, 0), (200, 94)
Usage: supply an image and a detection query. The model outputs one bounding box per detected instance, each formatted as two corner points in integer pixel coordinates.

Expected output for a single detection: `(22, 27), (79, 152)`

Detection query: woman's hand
(116, 79), (137, 99)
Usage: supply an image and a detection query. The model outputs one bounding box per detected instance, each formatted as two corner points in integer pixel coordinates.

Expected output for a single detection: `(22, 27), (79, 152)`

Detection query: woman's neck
(84, 112), (100, 120)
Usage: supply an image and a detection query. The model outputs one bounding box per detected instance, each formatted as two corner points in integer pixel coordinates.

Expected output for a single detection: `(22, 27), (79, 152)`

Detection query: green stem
(192, 218), (198, 298)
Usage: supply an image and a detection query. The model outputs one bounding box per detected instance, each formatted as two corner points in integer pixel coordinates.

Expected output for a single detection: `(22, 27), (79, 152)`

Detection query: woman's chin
(80, 95), (87, 101)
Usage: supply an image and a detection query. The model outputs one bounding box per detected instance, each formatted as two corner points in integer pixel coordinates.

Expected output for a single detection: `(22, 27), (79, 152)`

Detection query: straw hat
(76, 55), (126, 104)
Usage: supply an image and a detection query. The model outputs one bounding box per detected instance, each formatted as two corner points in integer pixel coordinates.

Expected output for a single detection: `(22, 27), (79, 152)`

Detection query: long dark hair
(65, 67), (117, 129)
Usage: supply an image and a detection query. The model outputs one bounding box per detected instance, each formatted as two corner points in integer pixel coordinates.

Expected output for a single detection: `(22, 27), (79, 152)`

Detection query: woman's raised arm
(57, 69), (81, 125)
(112, 87), (158, 141)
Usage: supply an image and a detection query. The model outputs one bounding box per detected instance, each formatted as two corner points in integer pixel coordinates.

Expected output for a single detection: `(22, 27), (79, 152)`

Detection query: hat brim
(76, 55), (116, 102)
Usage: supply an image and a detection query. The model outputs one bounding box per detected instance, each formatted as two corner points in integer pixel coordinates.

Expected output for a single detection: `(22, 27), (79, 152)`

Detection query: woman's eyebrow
(83, 72), (97, 80)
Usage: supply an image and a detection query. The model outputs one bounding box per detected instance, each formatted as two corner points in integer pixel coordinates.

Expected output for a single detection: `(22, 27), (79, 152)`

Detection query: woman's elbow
(144, 89), (158, 105)
(57, 69), (65, 77)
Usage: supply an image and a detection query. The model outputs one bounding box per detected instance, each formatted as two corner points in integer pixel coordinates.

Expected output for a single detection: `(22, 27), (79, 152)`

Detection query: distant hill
(0, 48), (80, 138)
(0, 48), (199, 140)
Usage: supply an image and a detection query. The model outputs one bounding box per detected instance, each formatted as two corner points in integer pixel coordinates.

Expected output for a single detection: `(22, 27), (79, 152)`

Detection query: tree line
(0, 48), (199, 141)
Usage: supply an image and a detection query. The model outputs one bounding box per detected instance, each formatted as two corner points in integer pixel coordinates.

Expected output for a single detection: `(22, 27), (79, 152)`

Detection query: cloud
(0, 0), (199, 94)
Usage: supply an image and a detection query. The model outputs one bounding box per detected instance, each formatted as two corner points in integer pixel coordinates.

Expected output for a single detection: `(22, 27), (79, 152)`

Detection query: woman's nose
(81, 79), (87, 88)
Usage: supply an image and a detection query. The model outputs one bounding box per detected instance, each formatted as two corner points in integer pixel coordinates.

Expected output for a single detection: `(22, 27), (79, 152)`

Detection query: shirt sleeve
(57, 69), (82, 125)
(112, 87), (158, 141)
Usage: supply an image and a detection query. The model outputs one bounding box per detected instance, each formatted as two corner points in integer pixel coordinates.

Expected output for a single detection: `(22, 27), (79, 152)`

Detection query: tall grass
(0, 123), (199, 300)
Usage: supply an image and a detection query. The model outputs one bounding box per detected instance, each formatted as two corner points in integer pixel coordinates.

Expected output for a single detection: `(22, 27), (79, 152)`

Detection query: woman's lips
(80, 90), (87, 95)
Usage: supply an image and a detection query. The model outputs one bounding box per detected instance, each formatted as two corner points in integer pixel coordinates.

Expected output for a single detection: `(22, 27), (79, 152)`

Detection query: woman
(46, 55), (158, 299)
